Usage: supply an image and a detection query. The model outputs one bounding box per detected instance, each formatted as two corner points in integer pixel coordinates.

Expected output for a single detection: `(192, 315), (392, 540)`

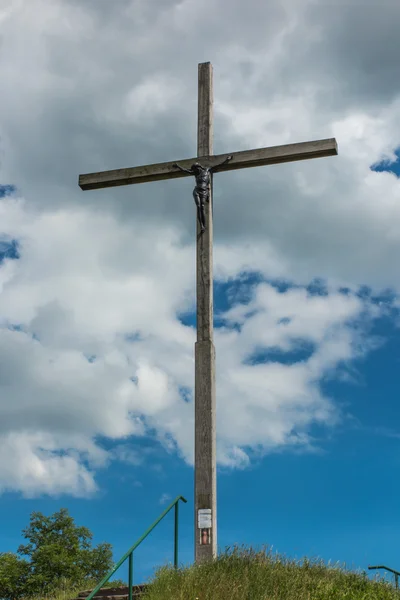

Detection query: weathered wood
(78, 138), (338, 191)
(194, 340), (217, 562)
(195, 62), (217, 563)
(197, 62), (213, 157)
(196, 62), (214, 343)
(78, 61), (339, 568)
(75, 585), (147, 599)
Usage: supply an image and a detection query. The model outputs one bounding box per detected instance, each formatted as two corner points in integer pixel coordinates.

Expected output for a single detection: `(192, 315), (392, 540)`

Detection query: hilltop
(142, 547), (398, 600)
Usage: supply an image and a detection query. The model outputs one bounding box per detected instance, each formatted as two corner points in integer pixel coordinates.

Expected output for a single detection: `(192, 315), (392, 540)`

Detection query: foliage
(10, 508), (113, 598)
(26, 578), (127, 600)
(0, 552), (30, 600)
(142, 546), (400, 600)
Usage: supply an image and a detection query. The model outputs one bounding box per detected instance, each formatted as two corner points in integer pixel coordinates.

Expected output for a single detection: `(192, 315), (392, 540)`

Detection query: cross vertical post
(195, 62), (217, 562)
(78, 60), (338, 567)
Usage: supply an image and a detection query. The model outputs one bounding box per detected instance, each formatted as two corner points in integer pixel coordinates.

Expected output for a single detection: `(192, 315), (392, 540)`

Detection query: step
(73, 596), (141, 600)
(74, 584), (147, 600)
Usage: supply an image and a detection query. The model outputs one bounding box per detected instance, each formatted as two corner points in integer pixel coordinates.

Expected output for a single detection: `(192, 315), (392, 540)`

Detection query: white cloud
(0, 0), (398, 495)
(0, 432), (100, 498)
(0, 195), (377, 492)
(159, 493), (172, 506)
(124, 74), (185, 124)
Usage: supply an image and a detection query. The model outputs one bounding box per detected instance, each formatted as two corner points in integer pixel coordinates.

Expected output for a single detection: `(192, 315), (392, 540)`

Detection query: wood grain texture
(197, 62), (213, 158)
(77, 61), (339, 568)
(78, 138), (338, 191)
(194, 340), (217, 563)
(196, 62), (214, 343)
(194, 62), (217, 563)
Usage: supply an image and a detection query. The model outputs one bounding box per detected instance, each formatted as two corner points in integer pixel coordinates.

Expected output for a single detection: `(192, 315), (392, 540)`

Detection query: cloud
(0, 0), (399, 495)
(0, 431), (101, 498)
(0, 194), (379, 493)
(159, 493), (172, 506)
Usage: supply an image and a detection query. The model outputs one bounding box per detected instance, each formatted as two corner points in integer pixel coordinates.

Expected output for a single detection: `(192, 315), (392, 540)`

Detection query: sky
(1, 0), (400, 589)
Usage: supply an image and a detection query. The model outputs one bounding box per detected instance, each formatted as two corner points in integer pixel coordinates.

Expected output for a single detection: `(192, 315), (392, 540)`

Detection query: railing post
(128, 552), (133, 600)
(395, 573), (398, 590)
(85, 495), (186, 600)
(174, 501), (179, 568)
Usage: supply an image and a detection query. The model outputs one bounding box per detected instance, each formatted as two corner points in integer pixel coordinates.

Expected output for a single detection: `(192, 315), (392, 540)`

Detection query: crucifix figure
(79, 62), (338, 564)
(173, 157), (232, 232)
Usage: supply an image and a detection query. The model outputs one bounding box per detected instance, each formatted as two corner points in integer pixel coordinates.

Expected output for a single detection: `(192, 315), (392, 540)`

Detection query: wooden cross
(79, 62), (338, 563)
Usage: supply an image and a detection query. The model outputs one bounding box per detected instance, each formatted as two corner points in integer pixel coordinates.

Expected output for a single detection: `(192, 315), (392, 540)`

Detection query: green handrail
(368, 565), (400, 590)
(85, 495), (187, 600)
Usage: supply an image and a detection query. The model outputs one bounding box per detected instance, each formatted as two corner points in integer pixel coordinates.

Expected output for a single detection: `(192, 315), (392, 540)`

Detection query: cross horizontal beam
(79, 138), (338, 191)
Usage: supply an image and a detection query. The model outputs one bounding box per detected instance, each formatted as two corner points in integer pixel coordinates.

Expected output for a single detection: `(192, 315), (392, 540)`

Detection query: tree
(0, 552), (30, 600)
(82, 542), (114, 583)
(17, 508), (113, 595)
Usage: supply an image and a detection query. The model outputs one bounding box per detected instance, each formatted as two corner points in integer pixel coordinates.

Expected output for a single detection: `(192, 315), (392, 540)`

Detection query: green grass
(142, 546), (400, 600)
(23, 547), (399, 600)
(25, 578), (127, 600)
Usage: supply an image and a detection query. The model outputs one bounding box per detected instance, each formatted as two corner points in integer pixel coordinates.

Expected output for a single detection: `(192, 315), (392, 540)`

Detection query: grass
(22, 547), (399, 600)
(142, 546), (400, 600)
(26, 578), (126, 600)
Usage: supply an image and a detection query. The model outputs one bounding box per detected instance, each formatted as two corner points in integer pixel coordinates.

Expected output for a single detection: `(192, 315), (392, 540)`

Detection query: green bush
(0, 508), (114, 599)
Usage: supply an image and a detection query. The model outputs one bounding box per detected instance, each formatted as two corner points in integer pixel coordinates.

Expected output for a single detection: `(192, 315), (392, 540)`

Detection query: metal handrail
(368, 565), (400, 590)
(86, 495), (187, 600)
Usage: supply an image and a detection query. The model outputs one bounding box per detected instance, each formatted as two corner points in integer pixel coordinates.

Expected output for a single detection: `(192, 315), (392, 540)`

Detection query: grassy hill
(30, 546), (399, 600)
(142, 546), (399, 600)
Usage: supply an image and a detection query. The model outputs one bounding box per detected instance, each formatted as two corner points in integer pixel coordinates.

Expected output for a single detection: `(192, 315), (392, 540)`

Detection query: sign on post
(198, 508), (212, 545)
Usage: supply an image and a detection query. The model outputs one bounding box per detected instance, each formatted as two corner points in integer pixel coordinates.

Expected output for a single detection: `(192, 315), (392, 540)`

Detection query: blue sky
(2, 157), (400, 586)
(2, 0), (400, 593)
(1, 274), (400, 585)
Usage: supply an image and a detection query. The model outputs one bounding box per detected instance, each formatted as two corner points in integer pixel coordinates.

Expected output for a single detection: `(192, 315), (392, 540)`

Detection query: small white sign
(198, 508), (212, 529)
